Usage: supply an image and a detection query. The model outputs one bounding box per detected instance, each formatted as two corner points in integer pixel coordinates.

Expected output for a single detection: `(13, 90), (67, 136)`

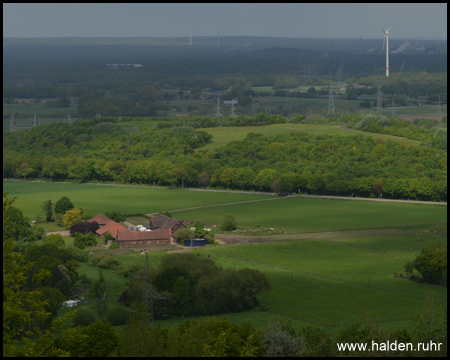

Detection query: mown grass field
(172, 197), (447, 233)
(3, 181), (270, 220)
(52, 223), (446, 334)
(146, 229), (446, 333)
(200, 123), (421, 151)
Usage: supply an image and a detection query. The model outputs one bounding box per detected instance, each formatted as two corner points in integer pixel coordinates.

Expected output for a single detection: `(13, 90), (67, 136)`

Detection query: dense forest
(3, 114), (447, 201)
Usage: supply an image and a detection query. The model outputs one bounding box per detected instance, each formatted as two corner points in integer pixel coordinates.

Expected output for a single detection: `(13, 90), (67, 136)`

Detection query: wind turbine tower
(189, 31), (193, 45)
(380, 22), (393, 76)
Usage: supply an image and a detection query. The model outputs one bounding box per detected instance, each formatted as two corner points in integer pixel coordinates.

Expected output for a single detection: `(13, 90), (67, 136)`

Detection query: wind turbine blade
(382, 36), (386, 51)
(380, 22), (386, 33)
(386, 26), (393, 33)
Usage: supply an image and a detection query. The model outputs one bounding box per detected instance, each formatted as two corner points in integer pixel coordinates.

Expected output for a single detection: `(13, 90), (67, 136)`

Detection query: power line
(328, 89), (335, 116)
(129, 253), (166, 327)
(376, 83), (383, 115)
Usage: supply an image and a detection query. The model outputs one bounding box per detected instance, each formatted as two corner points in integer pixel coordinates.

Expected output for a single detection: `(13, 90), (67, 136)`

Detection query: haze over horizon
(3, 3), (447, 40)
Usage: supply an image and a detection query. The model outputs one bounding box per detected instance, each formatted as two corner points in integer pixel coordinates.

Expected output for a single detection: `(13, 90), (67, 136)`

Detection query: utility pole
(328, 89), (335, 116)
(376, 83), (383, 114)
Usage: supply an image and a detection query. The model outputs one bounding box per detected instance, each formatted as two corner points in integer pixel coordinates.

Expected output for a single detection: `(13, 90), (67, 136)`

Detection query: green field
(3, 181), (270, 219)
(200, 123), (421, 151)
(141, 229), (446, 333)
(172, 197), (447, 233)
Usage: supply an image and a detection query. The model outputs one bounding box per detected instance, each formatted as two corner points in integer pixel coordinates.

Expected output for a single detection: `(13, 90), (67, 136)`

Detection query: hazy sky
(3, 3), (447, 39)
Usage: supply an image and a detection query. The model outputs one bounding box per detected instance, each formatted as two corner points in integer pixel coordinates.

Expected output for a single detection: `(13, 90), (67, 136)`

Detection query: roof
(117, 229), (171, 241)
(96, 220), (127, 238)
(96, 220), (118, 235)
(150, 215), (181, 229)
(88, 213), (112, 225)
(109, 223), (127, 239)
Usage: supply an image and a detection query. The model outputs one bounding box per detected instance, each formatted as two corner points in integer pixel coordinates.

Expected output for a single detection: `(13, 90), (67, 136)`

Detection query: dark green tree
(172, 276), (190, 315)
(41, 200), (53, 222)
(3, 206), (32, 241)
(54, 196), (74, 215)
(72, 307), (97, 327)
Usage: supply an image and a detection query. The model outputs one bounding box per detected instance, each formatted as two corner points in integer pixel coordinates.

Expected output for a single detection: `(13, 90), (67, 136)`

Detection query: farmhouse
(96, 220), (127, 239)
(146, 214), (186, 233)
(88, 213), (112, 227)
(117, 229), (171, 247)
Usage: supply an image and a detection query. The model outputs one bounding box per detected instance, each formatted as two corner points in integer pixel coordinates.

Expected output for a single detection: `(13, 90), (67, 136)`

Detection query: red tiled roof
(96, 220), (118, 235)
(117, 229), (171, 241)
(109, 224), (127, 239)
(88, 213), (112, 226)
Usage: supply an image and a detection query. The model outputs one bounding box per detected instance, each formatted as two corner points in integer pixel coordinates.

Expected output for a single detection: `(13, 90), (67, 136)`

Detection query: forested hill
(3, 116), (447, 201)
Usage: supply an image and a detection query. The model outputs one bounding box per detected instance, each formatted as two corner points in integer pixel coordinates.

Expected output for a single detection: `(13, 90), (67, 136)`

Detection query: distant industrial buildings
(106, 63), (143, 69)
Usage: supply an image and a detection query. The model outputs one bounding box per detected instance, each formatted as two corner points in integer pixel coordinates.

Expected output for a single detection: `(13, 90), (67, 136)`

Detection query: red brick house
(116, 229), (171, 247)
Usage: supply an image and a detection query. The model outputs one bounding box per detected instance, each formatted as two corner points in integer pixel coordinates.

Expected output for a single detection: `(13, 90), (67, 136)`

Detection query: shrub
(221, 213), (237, 231)
(70, 221), (99, 236)
(175, 228), (194, 242)
(43, 234), (65, 247)
(107, 306), (129, 326)
(63, 208), (83, 228)
(89, 255), (105, 267)
(68, 247), (89, 263)
(74, 232), (98, 248)
(73, 307), (97, 327)
(97, 256), (122, 270)
(109, 241), (119, 249)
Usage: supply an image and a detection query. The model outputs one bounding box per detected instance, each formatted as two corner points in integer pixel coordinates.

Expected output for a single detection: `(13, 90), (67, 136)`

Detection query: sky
(3, 3), (447, 39)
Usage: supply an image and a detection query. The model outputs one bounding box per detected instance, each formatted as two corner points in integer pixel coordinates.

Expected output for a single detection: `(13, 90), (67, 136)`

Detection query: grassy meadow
(199, 123), (422, 151)
(172, 196), (447, 233)
(3, 181), (271, 220)
(148, 229), (446, 333)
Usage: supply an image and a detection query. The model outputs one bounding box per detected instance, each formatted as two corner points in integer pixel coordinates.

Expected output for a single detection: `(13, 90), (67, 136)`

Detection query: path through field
(146, 192), (446, 217)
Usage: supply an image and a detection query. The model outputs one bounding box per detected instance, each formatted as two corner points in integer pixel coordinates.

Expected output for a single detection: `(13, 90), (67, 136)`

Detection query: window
(140, 241), (142, 244)
(157, 240), (159, 244)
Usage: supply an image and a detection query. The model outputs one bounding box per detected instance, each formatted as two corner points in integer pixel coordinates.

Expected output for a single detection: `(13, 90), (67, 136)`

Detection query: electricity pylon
(66, 114), (73, 123)
(376, 83), (383, 114)
(31, 104), (39, 128)
(230, 100), (238, 117)
(328, 89), (335, 116)
(130, 253), (166, 327)
(215, 97), (223, 117)
(9, 114), (16, 132)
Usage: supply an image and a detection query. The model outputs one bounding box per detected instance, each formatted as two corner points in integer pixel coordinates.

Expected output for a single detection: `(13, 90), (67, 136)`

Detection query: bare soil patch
(215, 228), (411, 244)
(45, 230), (70, 236)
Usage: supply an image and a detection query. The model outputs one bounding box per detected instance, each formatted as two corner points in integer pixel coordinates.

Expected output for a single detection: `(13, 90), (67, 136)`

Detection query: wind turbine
(380, 22), (393, 76)
(189, 31), (193, 45)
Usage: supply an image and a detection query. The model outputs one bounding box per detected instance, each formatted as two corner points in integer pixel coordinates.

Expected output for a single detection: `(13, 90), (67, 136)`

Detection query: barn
(116, 229), (171, 247)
